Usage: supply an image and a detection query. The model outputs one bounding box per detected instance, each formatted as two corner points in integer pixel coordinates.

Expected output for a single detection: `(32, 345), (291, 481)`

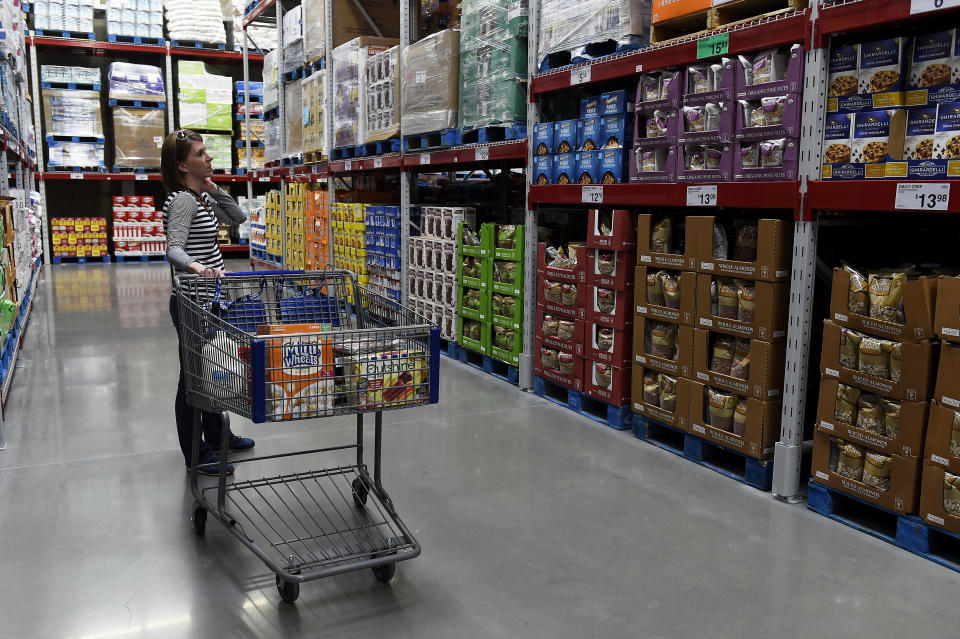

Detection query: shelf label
(686, 185), (718, 206)
(570, 66), (591, 86)
(373, 157), (383, 169)
(344, 160), (352, 171)
(911, 0), (960, 13)
(415, 70), (427, 84)
(697, 33), (729, 59)
(135, 174), (148, 181)
(581, 185), (603, 204)
(895, 182), (950, 210)
(420, 153), (431, 165)
(474, 146), (490, 162)
(635, 64), (643, 73)
(70, 172), (83, 179)
(258, 176), (270, 182)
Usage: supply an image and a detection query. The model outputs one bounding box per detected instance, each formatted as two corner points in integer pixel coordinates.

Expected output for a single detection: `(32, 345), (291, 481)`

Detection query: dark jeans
(169, 295), (231, 466)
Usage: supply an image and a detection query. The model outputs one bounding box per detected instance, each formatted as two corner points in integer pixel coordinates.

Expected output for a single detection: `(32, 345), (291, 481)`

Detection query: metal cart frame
(174, 270), (439, 603)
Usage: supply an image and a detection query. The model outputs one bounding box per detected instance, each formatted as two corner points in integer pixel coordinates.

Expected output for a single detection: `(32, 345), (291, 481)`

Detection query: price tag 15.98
(696, 33), (729, 60)
(895, 182), (950, 210)
(570, 66), (591, 86)
(420, 153), (431, 165)
(911, 0), (960, 14)
(581, 185), (603, 204)
(474, 146), (490, 162)
(686, 185), (718, 206)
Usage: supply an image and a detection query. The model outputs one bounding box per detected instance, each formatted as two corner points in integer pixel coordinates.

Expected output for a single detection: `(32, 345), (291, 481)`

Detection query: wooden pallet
(303, 150), (327, 164)
(651, 0), (807, 45)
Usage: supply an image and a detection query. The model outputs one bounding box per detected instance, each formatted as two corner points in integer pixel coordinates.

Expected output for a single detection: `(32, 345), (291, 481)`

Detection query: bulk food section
(14, 0), (960, 570)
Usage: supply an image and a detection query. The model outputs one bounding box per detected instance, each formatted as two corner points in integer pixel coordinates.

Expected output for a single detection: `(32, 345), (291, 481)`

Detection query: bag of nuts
(560, 284), (578, 307)
(835, 383), (861, 426)
(868, 270), (906, 324)
(945, 473), (960, 517)
(862, 452), (892, 491)
(951, 411), (960, 458)
(733, 397), (748, 436)
(858, 336), (894, 379)
(890, 342), (902, 383)
(660, 374), (678, 412)
(542, 314), (559, 337)
(844, 264), (869, 315)
(716, 278), (739, 319)
(837, 442), (866, 481)
(647, 270), (665, 306)
(650, 217), (672, 253)
(710, 334), (736, 375)
(707, 387), (737, 432)
(729, 339), (751, 380)
(736, 279), (756, 323)
(642, 371), (660, 405)
(839, 327), (864, 369)
(557, 319), (575, 341)
(649, 321), (678, 360)
(883, 398), (901, 439)
(855, 394), (885, 436)
(661, 272), (681, 309)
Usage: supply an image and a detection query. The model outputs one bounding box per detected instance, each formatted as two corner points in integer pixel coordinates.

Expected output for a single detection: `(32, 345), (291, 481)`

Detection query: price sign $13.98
(894, 182), (950, 211)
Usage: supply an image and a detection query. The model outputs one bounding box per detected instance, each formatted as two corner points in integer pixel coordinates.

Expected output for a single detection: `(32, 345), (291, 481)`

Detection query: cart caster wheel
(352, 477), (368, 508)
(372, 562), (396, 583)
(276, 576), (300, 603)
(192, 503), (206, 536)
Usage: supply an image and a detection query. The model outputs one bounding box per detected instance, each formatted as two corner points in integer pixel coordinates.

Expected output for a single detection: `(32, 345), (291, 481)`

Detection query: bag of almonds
(660, 374), (677, 412)
(844, 264), (869, 315)
(733, 397), (748, 436)
(862, 452), (892, 491)
(642, 371), (660, 405)
(736, 279), (756, 323)
(835, 383), (861, 426)
(649, 321), (678, 360)
(882, 399), (900, 439)
(707, 387), (737, 432)
(868, 270), (906, 324)
(710, 334), (736, 375)
(944, 473), (960, 517)
(855, 394), (885, 436)
(661, 272), (681, 309)
(716, 278), (739, 319)
(647, 270), (665, 306)
(729, 339), (751, 380)
(837, 442), (865, 481)
(858, 337), (894, 380)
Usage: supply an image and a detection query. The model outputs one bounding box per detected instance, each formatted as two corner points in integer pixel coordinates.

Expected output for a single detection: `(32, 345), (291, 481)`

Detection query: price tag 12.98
(135, 173), (148, 181)
(895, 182), (950, 210)
(570, 66), (591, 86)
(686, 185), (718, 207)
(581, 185), (603, 204)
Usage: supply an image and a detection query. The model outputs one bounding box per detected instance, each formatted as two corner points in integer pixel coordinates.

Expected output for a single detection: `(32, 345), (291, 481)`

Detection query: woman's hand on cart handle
(189, 262), (225, 277)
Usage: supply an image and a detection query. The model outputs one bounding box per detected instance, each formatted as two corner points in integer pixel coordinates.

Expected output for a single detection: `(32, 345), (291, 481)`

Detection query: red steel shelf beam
(805, 180), (960, 217)
(530, 10), (810, 98)
(39, 172), (251, 182)
(401, 140), (528, 168)
(329, 154), (403, 173)
(30, 36), (263, 62)
(529, 181), (800, 210)
(242, 0), (276, 28)
(816, 0), (960, 47)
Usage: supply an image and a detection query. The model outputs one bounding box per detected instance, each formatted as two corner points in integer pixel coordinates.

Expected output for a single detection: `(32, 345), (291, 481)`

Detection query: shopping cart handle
(228, 270), (306, 276)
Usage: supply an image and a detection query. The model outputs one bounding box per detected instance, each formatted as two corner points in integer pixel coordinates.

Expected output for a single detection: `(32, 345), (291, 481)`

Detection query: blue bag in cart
(280, 285), (346, 325)
(214, 278), (268, 334)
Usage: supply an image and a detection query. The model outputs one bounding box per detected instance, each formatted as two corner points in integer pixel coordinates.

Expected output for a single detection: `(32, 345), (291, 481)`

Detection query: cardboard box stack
(304, 185), (330, 270)
(456, 219), (491, 354)
(284, 79), (303, 159)
(105, 0), (162, 41)
(177, 61), (232, 134)
(633, 214), (792, 460)
(50, 216), (108, 259)
(112, 196), (165, 257)
(535, 234), (586, 391)
(42, 87), (104, 169)
(263, 189), (282, 262)
(813, 266), (940, 515)
(532, 90), (633, 186)
(537, 1), (650, 70)
(333, 37), (399, 148)
(458, 0), (528, 129)
(302, 70), (327, 161)
(284, 182), (305, 270)
(400, 29), (460, 136)
(365, 46), (400, 143)
(236, 81), (266, 171)
(410, 207), (472, 341)
(365, 205), (402, 302)
(487, 222), (525, 366)
(332, 202), (369, 300)
(35, 0), (96, 34)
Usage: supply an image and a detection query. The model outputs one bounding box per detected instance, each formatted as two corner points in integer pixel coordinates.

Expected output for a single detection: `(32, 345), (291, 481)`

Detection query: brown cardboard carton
(332, 0), (401, 45)
(688, 380), (780, 459)
(936, 342), (960, 408)
(113, 107), (164, 168)
(811, 428), (922, 514)
(817, 378), (927, 459)
(924, 401), (960, 473)
(693, 329), (784, 400)
(934, 275), (960, 343)
(918, 462), (960, 535)
(632, 365), (690, 432)
(689, 216), (791, 282)
(633, 315), (694, 378)
(400, 30), (459, 135)
(636, 213), (697, 270)
(635, 266), (696, 326)
(821, 320), (939, 402)
(831, 268), (936, 342)
(695, 274), (788, 341)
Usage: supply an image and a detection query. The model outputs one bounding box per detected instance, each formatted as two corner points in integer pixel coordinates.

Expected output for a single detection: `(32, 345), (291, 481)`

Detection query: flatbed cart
(174, 270), (439, 603)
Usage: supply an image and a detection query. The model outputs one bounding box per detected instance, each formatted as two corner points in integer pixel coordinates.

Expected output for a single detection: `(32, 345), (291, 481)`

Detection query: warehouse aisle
(1, 264), (959, 639)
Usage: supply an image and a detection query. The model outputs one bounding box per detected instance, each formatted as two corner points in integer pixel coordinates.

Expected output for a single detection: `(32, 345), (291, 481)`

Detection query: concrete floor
(0, 263), (958, 638)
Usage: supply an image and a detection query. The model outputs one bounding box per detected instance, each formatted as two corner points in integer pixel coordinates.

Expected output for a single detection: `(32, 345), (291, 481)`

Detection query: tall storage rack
(242, 0), (960, 510)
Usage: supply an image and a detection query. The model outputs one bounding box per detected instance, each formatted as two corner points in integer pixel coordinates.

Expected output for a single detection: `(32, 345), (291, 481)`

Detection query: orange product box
(258, 323), (335, 420)
(635, 265), (697, 327)
(832, 268), (936, 342)
(652, 0), (711, 24)
(688, 379), (781, 460)
(918, 462), (960, 535)
(632, 364), (691, 432)
(696, 274), (789, 341)
(633, 315), (694, 379)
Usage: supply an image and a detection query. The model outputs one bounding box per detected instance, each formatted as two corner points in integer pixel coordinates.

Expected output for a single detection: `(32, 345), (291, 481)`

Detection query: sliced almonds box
(923, 401), (960, 474)
(830, 267), (936, 342)
(918, 462), (960, 535)
(632, 364), (690, 432)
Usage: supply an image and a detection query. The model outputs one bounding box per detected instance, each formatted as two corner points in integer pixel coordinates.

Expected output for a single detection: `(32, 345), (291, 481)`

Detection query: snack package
(828, 44), (858, 97)
(705, 146), (723, 169)
(704, 103), (723, 131)
(596, 250), (616, 275)
(751, 49), (786, 85)
(858, 337), (894, 379)
(661, 71), (680, 99)
(862, 452), (892, 491)
(557, 319), (575, 341)
(707, 387), (737, 432)
(543, 314), (559, 336)
(561, 284), (578, 307)
(661, 272), (681, 309)
(685, 146), (706, 170)
(716, 278), (739, 319)
(596, 327), (614, 351)
(945, 473), (960, 517)
(501, 296), (517, 319)
(497, 225), (517, 249)
(890, 342), (902, 383)
(688, 65), (711, 94)
(883, 398), (901, 439)
(642, 370), (660, 405)
(856, 394), (885, 436)
(839, 327), (864, 369)
(647, 270), (665, 306)
(733, 397), (748, 436)
(684, 106), (706, 132)
(660, 374), (677, 412)
(650, 217), (672, 253)
(844, 264), (869, 315)
(736, 280), (756, 323)
(649, 321), (678, 360)
(540, 346), (559, 370)
(594, 362), (612, 388)
(730, 339), (751, 380)
(710, 334), (736, 376)
(951, 411), (960, 458)
(558, 352), (575, 375)
(837, 442), (866, 481)
(835, 383), (862, 426)
(760, 139), (786, 167)
(595, 287), (615, 313)
(544, 280), (562, 303)
(740, 143), (759, 168)
(733, 221), (759, 262)
(494, 326), (515, 350)
(641, 73), (661, 102)
(868, 270), (906, 324)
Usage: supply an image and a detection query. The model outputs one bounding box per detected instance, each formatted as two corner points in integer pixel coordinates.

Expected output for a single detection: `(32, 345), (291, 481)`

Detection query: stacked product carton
(108, 62), (166, 169)
(177, 61), (232, 133)
(401, 29), (460, 136)
(50, 217), (108, 259)
(284, 182), (305, 269)
(112, 196), (165, 256)
(304, 184), (330, 270)
(365, 206), (402, 302)
(537, 0), (650, 70)
(332, 202), (369, 298)
(302, 70), (327, 160)
(42, 86), (104, 169)
(813, 266), (940, 515)
(105, 0), (162, 41)
(535, 234), (586, 391)
(333, 37), (399, 148)
(487, 222), (525, 366)
(35, 0), (95, 34)
(411, 207), (473, 341)
(365, 46), (400, 143)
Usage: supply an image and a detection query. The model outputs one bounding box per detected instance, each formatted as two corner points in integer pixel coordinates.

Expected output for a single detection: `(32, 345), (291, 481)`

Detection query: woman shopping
(161, 129), (254, 476)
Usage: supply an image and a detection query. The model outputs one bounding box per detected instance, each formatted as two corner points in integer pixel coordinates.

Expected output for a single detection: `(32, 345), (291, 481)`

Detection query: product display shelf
(0, 258), (41, 410)
(29, 35), (265, 63)
(529, 182), (800, 210)
(815, 0), (960, 47)
(39, 172), (252, 182)
(328, 153), (403, 174)
(401, 140), (528, 168)
(805, 181), (960, 218)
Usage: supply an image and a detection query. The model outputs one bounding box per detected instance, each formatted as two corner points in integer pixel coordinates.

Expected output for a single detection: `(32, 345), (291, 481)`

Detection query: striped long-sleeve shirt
(162, 188), (247, 273)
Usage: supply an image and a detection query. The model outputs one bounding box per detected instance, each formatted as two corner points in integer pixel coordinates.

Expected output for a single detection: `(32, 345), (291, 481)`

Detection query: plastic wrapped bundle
(365, 47), (400, 142)
(333, 37), (399, 147)
(203, 134), (232, 171)
(40, 65), (100, 86)
(537, 0), (650, 68)
(177, 61), (232, 132)
(42, 89), (103, 138)
(302, 0), (326, 64)
(302, 70), (327, 157)
(164, 0), (226, 45)
(113, 107), (164, 168)
(230, 0), (276, 52)
(263, 50), (279, 110)
(106, 0), (162, 40)
(264, 117), (282, 163)
(401, 29), (460, 136)
(47, 141), (104, 168)
(107, 63), (165, 101)
(284, 79), (303, 157)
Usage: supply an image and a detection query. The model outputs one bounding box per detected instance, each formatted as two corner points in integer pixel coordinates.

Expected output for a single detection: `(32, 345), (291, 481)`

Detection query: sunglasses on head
(176, 129), (192, 140)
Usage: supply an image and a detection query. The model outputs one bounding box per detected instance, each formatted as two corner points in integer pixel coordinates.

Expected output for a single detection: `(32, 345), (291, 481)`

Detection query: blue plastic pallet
(115, 254), (167, 263)
(402, 129), (459, 152)
(281, 154), (303, 166)
(455, 121), (527, 146)
(235, 139), (264, 147)
(236, 94), (264, 104)
(236, 111), (265, 120)
(330, 146), (357, 161)
(49, 166), (107, 173)
(808, 481), (960, 573)
(35, 29), (95, 39)
(440, 338), (460, 360)
(52, 255), (111, 265)
(108, 98), (165, 109)
(533, 376), (633, 431)
(250, 247), (267, 260)
(282, 67), (304, 83)
(537, 37), (647, 73)
(354, 138), (401, 157)
(304, 58), (326, 75)
(107, 34), (165, 46)
(171, 40), (226, 50)
(41, 81), (100, 91)
(46, 135), (104, 144)
(632, 416), (774, 491)
(111, 167), (159, 173)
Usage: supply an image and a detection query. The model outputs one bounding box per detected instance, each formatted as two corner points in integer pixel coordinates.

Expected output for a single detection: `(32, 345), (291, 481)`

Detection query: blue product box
(858, 38), (909, 94)
(909, 31), (953, 90)
(533, 122), (554, 155)
(534, 154), (554, 185)
(600, 113), (632, 149)
(581, 96), (602, 119)
(554, 119), (578, 154)
(597, 148), (625, 184)
(601, 90), (635, 116)
(553, 152), (576, 184)
(576, 150), (600, 184)
(579, 117), (602, 151)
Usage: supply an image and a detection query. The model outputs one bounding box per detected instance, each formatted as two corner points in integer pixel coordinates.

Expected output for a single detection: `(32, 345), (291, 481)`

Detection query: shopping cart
(173, 270), (439, 603)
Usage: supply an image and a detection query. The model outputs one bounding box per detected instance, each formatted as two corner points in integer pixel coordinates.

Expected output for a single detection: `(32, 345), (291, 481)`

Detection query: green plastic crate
(490, 258), (523, 296)
(458, 220), (491, 258)
(490, 291), (523, 330)
(485, 223), (524, 261)
(458, 285), (489, 322)
(458, 316), (490, 354)
(457, 253), (490, 290)
(489, 324), (522, 366)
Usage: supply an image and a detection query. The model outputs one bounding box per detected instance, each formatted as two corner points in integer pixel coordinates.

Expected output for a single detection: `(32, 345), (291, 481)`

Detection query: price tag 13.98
(686, 185), (718, 207)
(70, 172), (83, 180)
(474, 146), (489, 162)
(895, 182), (950, 210)
(570, 66), (591, 86)
(581, 185), (603, 204)
(911, 0), (960, 14)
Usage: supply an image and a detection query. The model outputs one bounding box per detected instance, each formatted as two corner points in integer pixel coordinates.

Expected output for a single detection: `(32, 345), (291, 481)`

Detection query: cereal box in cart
(259, 323), (335, 420)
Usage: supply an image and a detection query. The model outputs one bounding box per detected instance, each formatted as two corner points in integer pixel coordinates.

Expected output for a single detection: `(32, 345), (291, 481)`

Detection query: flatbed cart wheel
(372, 562), (396, 583)
(276, 576), (300, 603)
(192, 503), (207, 536)
(352, 477), (368, 508)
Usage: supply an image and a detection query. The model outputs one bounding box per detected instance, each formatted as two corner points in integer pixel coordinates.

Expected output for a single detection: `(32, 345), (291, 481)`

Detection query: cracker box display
(260, 323), (335, 420)
(831, 267), (936, 342)
(581, 96), (602, 119)
(695, 275), (788, 341)
(576, 150), (600, 184)
(817, 377), (928, 460)
(632, 366), (691, 432)
(923, 401), (960, 474)
(811, 428), (922, 514)
(688, 216), (791, 282)
(918, 462), (960, 535)
(600, 113), (632, 149)
(635, 266), (696, 326)
(689, 380), (781, 459)
(634, 316), (694, 379)
(533, 122), (554, 155)
(693, 329), (785, 400)
(636, 213), (698, 270)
